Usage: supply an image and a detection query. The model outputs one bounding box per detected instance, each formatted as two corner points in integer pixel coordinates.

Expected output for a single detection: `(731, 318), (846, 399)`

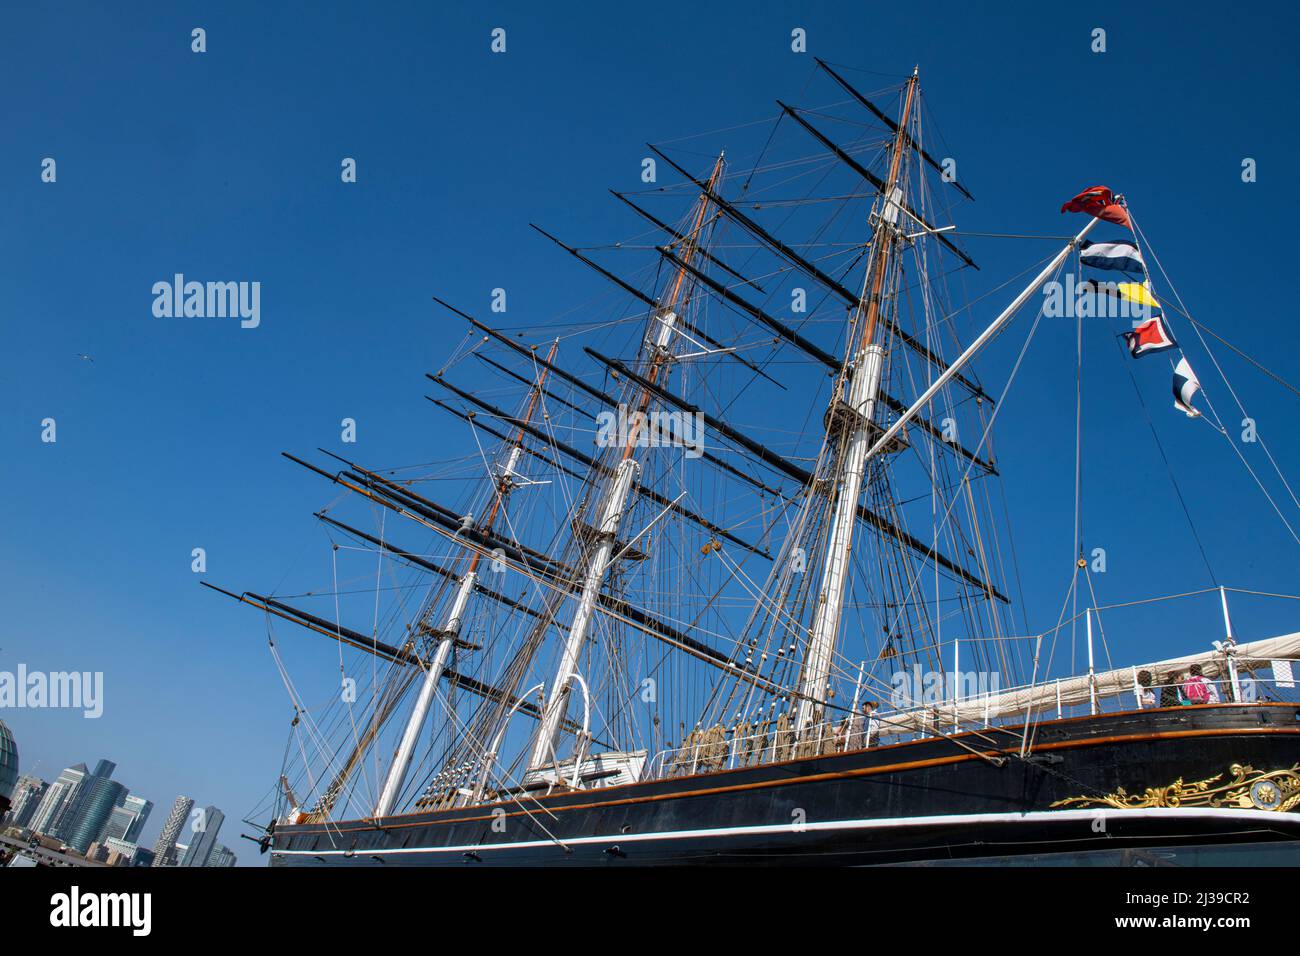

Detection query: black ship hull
(270, 703), (1300, 866)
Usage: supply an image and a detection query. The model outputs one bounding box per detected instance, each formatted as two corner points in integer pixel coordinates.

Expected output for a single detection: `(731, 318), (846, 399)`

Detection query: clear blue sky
(3, 2), (1298, 863)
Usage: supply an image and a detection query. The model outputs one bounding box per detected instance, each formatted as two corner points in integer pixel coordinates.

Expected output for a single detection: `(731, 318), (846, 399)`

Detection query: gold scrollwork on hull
(1051, 764), (1300, 812)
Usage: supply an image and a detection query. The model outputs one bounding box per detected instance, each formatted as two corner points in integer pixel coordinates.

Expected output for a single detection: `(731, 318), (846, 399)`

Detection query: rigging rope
(1133, 215), (1300, 543)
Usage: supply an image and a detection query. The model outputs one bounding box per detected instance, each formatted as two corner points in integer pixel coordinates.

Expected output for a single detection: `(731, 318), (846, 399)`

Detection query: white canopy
(872, 632), (1300, 738)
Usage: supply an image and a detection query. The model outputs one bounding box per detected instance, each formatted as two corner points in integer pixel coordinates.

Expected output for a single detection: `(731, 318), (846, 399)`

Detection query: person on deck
(1136, 670), (1157, 708)
(1184, 663), (1220, 703)
(862, 700), (879, 746)
(1158, 674), (1184, 707)
(1181, 665), (1213, 705)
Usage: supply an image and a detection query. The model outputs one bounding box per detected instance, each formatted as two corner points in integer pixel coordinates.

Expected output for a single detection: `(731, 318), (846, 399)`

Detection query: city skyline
(2, 745), (237, 867)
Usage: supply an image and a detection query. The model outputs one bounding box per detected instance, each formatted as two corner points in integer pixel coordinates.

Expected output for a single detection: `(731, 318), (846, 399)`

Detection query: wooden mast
(794, 69), (920, 734)
(373, 340), (559, 818)
(526, 154), (726, 771)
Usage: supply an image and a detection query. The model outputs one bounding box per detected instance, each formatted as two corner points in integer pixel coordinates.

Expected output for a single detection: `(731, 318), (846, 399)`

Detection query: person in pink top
(1181, 663), (1219, 704)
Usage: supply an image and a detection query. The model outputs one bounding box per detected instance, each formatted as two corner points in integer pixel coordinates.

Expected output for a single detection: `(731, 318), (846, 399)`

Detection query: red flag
(1061, 185), (1131, 228)
(1121, 314), (1178, 358)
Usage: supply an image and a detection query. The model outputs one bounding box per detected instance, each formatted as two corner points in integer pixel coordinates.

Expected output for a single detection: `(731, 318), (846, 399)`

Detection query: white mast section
(528, 457), (641, 769)
(527, 155), (725, 772)
(1219, 585), (1236, 643)
(795, 202), (1099, 731)
(794, 340), (888, 732)
(794, 72), (918, 733)
(375, 570), (476, 817)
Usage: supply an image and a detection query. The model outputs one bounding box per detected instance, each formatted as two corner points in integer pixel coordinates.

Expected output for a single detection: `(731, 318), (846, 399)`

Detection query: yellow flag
(1089, 280), (1160, 308)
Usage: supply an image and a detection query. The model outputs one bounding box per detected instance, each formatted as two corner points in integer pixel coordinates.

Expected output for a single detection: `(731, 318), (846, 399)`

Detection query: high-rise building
(28, 763), (87, 836)
(0, 720), (18, 817)
(101, 798), (131, 840)
(101, 794), (153, 843)
(125, 795), (153, 842)
(151, 795), (195, 867)
(178, 805), (224, 867)
(4, 775), (47, 828)
(206, 843), (237, 868)
(61, 759), (126, 853)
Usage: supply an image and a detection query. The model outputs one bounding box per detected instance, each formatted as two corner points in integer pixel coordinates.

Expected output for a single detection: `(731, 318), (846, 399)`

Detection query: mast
(527, 154), (726, 771)
(373, 340), (559, 817)
(793, 70), (919, 733)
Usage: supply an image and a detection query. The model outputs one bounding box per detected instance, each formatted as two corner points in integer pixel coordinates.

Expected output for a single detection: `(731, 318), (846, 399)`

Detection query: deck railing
(645, 659), (1300, 781)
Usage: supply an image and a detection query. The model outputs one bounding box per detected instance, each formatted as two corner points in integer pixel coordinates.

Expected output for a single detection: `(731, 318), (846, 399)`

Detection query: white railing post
(1218, 588), (1244, 702)
(1086, 608), (1097, 716)
(952, 637), (960, 729)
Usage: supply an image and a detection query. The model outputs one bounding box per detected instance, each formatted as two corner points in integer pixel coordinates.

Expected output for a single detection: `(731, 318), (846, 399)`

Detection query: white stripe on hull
(274, 806), (1300, 858)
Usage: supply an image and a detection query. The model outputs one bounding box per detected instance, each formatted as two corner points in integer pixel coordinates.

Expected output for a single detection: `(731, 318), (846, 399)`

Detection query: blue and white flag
(1080, 239), (1145, 274)
(1173, 356), (1202, 418)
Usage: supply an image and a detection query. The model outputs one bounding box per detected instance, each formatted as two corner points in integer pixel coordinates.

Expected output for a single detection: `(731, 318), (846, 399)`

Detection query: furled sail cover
(873, 632), (1300, 738)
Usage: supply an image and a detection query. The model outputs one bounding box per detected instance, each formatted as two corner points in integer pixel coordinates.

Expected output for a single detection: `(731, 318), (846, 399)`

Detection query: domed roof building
(0, 720), (18, 816)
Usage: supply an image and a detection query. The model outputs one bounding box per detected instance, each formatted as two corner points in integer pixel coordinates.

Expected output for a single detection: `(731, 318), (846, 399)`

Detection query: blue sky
(2, 2), (1299, 862)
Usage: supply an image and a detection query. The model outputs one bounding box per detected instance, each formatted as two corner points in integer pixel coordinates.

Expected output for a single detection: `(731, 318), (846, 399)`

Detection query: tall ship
(210, 62), (1300, 866)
